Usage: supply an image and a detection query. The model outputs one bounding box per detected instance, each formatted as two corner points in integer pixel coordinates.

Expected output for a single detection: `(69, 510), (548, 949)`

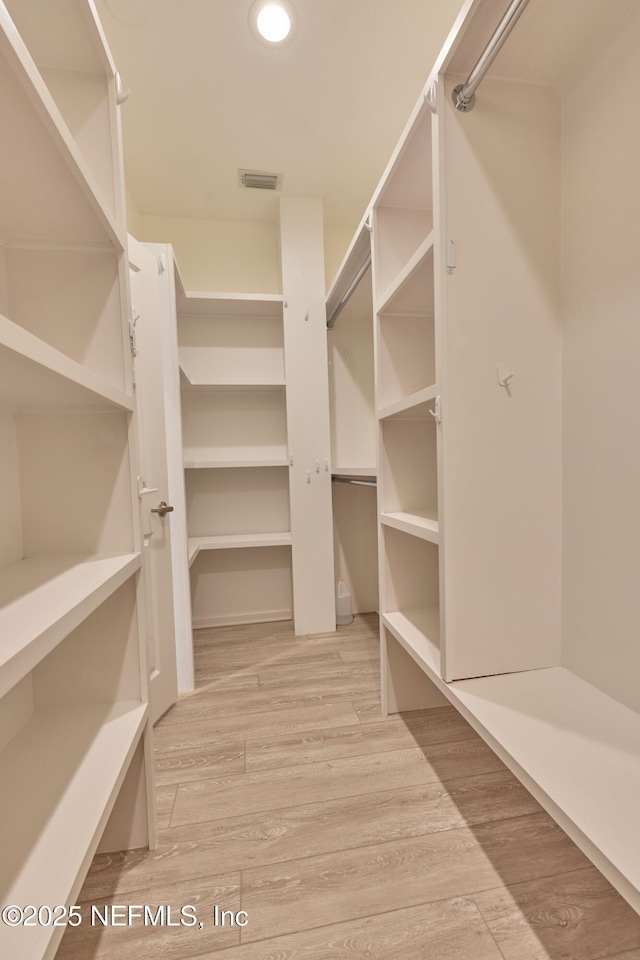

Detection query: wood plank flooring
(58, 614), (640, 960)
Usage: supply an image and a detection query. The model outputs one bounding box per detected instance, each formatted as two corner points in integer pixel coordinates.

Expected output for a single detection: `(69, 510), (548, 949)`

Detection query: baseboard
(192, 609), (293, 629)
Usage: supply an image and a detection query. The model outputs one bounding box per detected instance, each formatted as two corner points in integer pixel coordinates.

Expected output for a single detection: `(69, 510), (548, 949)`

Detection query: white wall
(561, 7), (640, 713)
(129, 211), (354, 295)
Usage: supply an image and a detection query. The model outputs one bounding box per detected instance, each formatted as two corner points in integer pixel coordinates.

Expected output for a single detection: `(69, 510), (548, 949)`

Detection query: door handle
(151, 501), (174, 517)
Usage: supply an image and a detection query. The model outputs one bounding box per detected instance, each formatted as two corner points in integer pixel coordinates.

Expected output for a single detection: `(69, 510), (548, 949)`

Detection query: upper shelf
(374, 102), (433, 212)
(0, 553), (140, 699)
(2, 0), (114, 75)
(0, 314), (133, 411)
(0, 11), (122, 247)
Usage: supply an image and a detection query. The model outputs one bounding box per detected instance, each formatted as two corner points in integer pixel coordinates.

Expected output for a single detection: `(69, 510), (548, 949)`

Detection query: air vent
(238, 169), (283, 191)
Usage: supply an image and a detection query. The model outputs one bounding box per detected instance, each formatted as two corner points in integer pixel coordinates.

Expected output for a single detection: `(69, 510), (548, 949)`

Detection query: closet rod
(332, 475), (377, 488)
(326, 253), (372, 330)
(452, 0), (531, 112)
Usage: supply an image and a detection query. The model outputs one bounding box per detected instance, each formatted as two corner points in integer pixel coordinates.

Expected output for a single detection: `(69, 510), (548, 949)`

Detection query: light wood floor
(59, 614), (640, 959)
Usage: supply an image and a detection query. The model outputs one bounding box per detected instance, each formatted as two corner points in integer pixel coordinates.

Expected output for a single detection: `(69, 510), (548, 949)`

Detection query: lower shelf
(188, 533), (292, 567)
(0, 701), (147, 959)
(448, 667), (640, 912)
(382, 607), (440, 676)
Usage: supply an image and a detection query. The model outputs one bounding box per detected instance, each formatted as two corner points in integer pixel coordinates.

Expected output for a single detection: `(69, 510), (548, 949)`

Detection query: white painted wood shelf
(0, 701), (147, 960)
(380, 510), (439, 543)
(447, 668), (640, 912)
(0, 315), (134, 411)
(332, 466), (377, 478)
(376, 232), (434, 315)
(177, 291), (284, 316)
(378, 385), (436, 421)
(382, 608), (441, 677)
(0, 7), (123, 248)
(183, 457), (290, 470)
(188, 533), (292, 567)
(0, 554), (141, 699)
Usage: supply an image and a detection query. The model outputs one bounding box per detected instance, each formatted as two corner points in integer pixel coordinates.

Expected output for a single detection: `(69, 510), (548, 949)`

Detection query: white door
(128, 235), (179, 722)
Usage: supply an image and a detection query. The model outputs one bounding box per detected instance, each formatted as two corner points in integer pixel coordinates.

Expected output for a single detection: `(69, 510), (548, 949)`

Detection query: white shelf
(381, 510), (439, 544)
(0, 314), (133, 411)
(0, 14), (123, 247)
(183, 457), (290, 470)
(0, 553), (141, 699)
(448, 668), (640, 911)
(177, 291), (283, 316)
(0, 701), (147, 959)
(332, 466), (377, 478)
(382, 607), (441, 677)
(189, 533), (292, 555)
(377, 232), (435, 316)
(378, 385), (436, 421)
(180, 371), (286, 393)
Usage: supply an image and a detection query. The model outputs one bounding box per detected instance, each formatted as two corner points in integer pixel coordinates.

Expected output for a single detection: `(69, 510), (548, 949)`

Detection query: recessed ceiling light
(248, 0), (297, 46)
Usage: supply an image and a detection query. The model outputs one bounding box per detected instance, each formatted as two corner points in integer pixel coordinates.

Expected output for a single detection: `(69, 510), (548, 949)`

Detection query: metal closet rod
(326, 253), (372, 330)
(452, 0), (531, 112)
(332, 475), (377, 488)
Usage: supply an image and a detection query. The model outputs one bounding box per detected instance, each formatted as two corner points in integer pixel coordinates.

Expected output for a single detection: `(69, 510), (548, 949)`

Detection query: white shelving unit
(360, 0), (640, 917)
(370, 104), (441, 691)
(0, 3), (152, 956)
(177, 289), (294, 628)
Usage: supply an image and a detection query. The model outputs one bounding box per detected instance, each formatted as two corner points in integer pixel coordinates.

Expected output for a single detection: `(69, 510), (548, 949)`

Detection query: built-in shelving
(382, 607), (441, 677)
(448, 668), (640, 911)
(0, 11), (122, 247)
(378, 386), (436, 421)
(189, 533), (292, 554)
(178, 285), (293, 628)
(183, 457), (289, 470)
(0, 5), (152, 954)
(0, 553), (140, 699)
(0, 701), (147, 959)
(0, 314), (133, 411)
(380, 510), (439, 544)
(332, 466), (377, 478)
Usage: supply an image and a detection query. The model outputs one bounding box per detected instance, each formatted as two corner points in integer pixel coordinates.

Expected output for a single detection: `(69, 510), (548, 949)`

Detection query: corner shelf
(0, 553), (141, 700)
(0, 701), (147, 960)
(188, 533), (292, 566)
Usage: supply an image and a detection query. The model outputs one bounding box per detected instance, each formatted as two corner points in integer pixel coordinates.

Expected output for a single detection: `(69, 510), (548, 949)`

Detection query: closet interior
(327, 226), (378, 617)
(2, 0), (640, 952)
(363, 0), (640, 915)
(0, 2), (153, 957)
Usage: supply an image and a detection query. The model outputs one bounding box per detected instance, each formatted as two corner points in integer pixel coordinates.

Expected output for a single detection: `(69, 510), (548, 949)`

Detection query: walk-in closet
(2, 0), (640, 957)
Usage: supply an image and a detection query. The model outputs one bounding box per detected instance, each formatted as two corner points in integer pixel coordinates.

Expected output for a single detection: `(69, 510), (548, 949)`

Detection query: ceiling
(95, 0), (461, 230)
